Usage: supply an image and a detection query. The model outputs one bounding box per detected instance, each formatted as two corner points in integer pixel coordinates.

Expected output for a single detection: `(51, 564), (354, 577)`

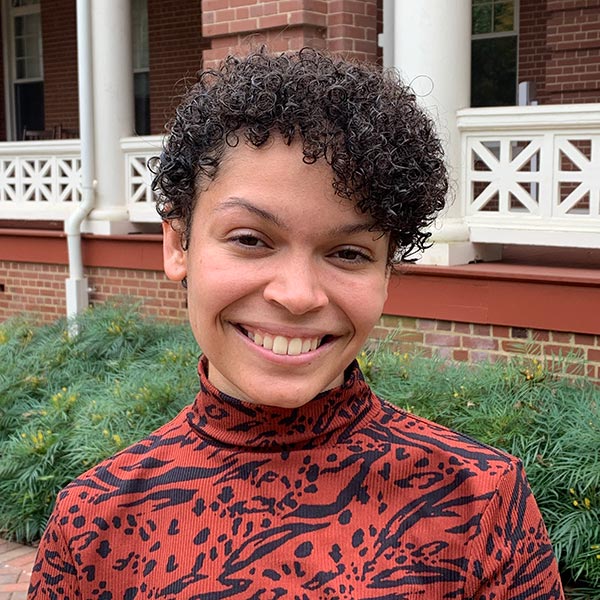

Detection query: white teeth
(272, 336), (288, 355)
(287, 338), (303, 356)
(242, 327), (324, 355)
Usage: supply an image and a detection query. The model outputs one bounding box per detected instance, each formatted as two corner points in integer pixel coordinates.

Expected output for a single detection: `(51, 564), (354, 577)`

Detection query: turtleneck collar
(187, 357), (379, 451)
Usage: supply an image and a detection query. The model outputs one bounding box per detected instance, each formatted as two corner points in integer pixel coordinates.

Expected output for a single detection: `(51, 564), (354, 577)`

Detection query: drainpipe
(65, 0), (95, 321)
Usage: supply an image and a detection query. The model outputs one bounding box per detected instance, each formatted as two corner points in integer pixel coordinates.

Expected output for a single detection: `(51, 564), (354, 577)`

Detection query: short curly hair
(152, 47), (448, 263)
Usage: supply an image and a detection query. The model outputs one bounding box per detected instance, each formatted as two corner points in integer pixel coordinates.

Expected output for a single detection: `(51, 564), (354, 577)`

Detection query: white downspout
(65, 0), (95, 320)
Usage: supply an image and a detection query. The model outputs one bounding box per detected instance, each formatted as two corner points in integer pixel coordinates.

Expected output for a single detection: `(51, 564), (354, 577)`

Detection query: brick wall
(520, 0), (600, 104)
(326, 0), (378, 62)
(41, 0), (79, 130)
(371, 315), (600, 380)
(0, 261), (188, 324)
(201, 0), (328, 69)
(545, 0), (600, 103)
(519, 0), (552, 103)
(202, 0), (379, 69)
(147, 0), (209, 134)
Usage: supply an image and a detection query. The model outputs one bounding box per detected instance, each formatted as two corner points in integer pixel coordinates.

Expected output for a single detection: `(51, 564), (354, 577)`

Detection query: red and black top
(29, 359), (564, 599)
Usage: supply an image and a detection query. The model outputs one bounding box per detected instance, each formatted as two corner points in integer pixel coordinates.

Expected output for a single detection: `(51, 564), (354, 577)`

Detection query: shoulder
(52, 405), (194, 518)
(370, 395), (520, 487)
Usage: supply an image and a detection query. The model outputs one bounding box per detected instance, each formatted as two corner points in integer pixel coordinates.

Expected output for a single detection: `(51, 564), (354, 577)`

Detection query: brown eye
(334, 248), (372, 263)
(236, 235), (262, 247)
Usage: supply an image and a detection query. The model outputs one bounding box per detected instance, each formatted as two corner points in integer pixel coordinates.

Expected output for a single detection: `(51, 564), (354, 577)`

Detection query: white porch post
(85, 0), (135, 234)
(394, 1), (500, 265)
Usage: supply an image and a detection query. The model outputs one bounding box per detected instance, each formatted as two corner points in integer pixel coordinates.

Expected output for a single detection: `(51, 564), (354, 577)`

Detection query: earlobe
(162, 220), (187, 282)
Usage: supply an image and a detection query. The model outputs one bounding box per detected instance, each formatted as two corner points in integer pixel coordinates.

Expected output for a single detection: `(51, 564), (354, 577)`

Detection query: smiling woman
(28, 48), (564, 600)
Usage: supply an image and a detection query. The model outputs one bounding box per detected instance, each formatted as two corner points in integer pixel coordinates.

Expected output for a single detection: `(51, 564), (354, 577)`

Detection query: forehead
(196, 138), (372, 228)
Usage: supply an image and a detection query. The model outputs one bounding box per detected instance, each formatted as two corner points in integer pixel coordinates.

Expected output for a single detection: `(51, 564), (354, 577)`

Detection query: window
(471, 0), (518, 107)
(132, 0), (150, 135)
(9, 0), (44, 138)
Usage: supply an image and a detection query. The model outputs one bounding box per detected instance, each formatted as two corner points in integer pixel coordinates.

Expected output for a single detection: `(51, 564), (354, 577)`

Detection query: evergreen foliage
(0, 305), (597, 595)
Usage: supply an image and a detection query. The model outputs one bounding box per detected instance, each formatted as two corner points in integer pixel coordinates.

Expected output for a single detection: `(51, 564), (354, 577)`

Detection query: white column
(394, 0), (500, 265)
(85, 0), (135, 234)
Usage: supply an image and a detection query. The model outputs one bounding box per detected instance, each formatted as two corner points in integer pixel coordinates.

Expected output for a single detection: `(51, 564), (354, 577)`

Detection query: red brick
(453, 349), (469, 362)
(492, 325), (511, 338)
(424, 333), (461, 347)
(454, 322), (471, 334)
(462, 337), (499, 351)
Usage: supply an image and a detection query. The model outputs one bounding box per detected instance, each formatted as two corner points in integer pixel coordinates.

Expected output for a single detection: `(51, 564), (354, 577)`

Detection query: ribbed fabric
(29, 358), (564, 600)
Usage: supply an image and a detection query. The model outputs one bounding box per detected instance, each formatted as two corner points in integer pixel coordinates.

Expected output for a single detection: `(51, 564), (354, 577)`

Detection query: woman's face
(163, 138), (389, 408)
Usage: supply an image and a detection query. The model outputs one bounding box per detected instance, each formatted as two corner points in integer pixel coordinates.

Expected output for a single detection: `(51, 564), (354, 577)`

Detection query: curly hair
(151, 47), (448, 263)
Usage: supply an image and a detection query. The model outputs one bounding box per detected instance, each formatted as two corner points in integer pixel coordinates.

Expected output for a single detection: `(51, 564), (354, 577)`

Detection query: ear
(162, 220), (187, 282)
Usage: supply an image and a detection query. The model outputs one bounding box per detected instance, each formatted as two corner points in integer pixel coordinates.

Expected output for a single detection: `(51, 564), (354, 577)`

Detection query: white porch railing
(0, 135), (164, 224)
(458, 104), (600, 248)
(0, 140), (82, 220)
(1, 108), (600, 251)
(122, 134), (163, 223)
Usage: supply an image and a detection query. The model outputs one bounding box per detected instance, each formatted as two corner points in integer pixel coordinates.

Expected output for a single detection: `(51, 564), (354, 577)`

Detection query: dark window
(16, 80), (44, 137)
(134, 71), (150, 135)
(471, 0), (518, 107)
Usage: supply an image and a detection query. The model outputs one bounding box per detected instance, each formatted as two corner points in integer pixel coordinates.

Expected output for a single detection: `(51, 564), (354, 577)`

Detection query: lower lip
(234, 326), (334, 365)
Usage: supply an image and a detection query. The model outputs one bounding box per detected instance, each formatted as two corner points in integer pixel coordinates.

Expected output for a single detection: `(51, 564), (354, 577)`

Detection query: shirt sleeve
(464, 458), (565, 600)
(27, 501), (81, 600)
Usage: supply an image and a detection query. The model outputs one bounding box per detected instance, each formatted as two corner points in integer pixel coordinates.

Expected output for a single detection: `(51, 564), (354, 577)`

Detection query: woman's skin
(163, 137), (390, 409)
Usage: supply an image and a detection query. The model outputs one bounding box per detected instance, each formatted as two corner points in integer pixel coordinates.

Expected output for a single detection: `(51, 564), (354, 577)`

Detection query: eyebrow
(214, 198), (286, 229)
(214, 197), (379, 236)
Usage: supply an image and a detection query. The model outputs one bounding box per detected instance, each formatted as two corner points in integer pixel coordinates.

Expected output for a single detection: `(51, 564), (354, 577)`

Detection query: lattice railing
(122, 135), (163, 222)
(459, 105), (600, 247)
(0, 140), (82, 220)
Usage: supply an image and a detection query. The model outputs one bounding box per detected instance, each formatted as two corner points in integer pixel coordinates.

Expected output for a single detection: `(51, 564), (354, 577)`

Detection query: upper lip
(234, 322), (336, 340)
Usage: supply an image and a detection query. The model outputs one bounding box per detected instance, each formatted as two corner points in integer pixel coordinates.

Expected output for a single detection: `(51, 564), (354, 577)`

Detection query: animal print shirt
(29, 359), (564, 600)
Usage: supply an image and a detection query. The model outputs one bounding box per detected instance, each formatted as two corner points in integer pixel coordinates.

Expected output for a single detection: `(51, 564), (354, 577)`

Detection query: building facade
(0, 0), (599, 376)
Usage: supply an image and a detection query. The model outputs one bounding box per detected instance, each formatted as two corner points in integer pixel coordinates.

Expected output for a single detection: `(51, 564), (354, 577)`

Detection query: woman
(29, 48), (564, 599)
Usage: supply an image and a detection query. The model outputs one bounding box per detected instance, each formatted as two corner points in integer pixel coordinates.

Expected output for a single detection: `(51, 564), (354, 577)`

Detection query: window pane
(471, 35), (517, 106)
(132, 0), (149, 71)
(472, 5), (492, 35)
(12, 0), (40, 7)
(15, 80), (44, 138)
(14, 13), (42, 80)
(16, 58), (25, 79)
(134, 71), (150, 135)
(494, 1), (515, 32)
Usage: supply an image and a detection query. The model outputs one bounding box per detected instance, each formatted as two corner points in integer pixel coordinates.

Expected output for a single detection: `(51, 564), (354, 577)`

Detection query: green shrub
(0, 302), (198, 543)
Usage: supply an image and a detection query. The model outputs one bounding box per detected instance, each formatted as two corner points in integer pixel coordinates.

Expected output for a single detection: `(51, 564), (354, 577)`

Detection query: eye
(235, 234), (264, 247)
(331, 247), (373, 263)
(229, 231), (270, 250)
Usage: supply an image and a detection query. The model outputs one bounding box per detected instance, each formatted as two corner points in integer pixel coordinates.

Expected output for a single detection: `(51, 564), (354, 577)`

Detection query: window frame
(2, 0), (44, 140)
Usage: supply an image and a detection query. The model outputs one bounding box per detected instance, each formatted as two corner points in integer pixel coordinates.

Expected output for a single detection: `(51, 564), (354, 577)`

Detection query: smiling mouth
(237, 326), (333, 356)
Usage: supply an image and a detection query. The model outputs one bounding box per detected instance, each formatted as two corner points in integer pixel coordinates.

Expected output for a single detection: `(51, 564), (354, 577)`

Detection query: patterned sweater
(29, 360), (564, 600)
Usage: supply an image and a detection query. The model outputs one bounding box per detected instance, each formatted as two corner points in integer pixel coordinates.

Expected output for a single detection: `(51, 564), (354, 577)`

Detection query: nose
(263, 258), (329, 315)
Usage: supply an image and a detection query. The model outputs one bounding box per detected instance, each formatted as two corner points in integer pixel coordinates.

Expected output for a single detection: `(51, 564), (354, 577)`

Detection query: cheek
(341, 276), (388, 334)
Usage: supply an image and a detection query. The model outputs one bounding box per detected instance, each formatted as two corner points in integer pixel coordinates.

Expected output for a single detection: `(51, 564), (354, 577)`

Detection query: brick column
(327, 0), (378, 63)
(201, 0), (380, 67)
(202, 0), (328, 69)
